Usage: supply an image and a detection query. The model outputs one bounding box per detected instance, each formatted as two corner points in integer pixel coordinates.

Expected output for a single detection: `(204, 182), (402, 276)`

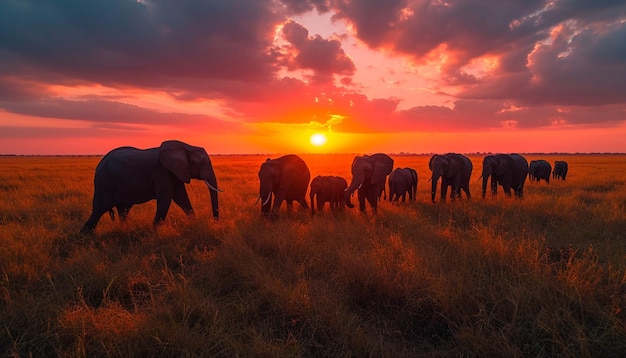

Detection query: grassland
(1, 154), (625, 357)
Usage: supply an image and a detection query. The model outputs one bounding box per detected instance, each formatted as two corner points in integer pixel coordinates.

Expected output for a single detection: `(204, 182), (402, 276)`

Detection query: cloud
(0, 97), (241, 132)
(280, 20), (355, 84)
(0, 0), (625, 153)
(0, 0), (282, 92)
(333, 0), (626, 108)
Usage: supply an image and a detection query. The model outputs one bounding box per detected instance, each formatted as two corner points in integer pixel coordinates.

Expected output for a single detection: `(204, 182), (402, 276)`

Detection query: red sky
(1, 0), (625, 155)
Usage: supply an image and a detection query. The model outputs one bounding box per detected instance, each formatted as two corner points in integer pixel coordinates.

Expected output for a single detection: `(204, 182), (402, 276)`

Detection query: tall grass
(1, 154), (625, 356)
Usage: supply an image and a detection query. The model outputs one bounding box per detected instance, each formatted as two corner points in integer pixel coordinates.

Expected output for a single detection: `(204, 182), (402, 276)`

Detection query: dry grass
(1, 154), (625, 356)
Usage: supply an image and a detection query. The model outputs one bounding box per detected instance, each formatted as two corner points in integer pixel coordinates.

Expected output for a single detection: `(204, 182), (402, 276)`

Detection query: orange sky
(1, 1), (625, 155)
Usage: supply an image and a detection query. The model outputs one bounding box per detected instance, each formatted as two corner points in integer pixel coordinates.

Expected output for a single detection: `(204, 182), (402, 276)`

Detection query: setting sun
(310, 133), (327, 146)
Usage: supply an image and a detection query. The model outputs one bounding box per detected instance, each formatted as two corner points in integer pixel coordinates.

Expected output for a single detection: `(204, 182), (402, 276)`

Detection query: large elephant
(81, 140), (219, 233)
(553, 160), (568, 180)
(388, 167), (418, 203)
(481, 154), (528, 198)
(429, 153), (472, 203)
(529, 160), (552, 183)
(344, 153), (394, 212)
(258, 154), (310, 218)
(309, 175), (348, 214)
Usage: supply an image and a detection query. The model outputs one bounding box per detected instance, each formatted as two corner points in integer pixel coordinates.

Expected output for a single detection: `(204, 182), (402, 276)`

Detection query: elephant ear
(428, 155), (437, 171)
(372, 154), (394, 184)
(159, 141), (191, 183)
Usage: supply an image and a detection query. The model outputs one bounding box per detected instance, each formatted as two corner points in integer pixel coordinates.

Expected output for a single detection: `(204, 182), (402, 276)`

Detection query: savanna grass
(1, 154), (625, 357)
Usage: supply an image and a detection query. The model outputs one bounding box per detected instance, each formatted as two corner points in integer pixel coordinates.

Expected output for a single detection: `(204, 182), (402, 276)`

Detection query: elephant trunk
(344, 178), (362, 209)
(309, 191), (316, 214)
(205, 181), (219, 219)
(201, 167), (220, 219)
(431, 172), (441, 203)
(482, 173), (489, 199)
(259, 179), (273, 214)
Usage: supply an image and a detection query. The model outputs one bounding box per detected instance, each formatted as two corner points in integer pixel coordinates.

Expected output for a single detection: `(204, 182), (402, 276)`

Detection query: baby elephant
(388, 167), (418, 203)
(309, 175), (348, 214)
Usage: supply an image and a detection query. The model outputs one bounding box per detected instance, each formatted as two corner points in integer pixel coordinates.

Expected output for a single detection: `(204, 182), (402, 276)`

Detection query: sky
(1, 0), (625, 155)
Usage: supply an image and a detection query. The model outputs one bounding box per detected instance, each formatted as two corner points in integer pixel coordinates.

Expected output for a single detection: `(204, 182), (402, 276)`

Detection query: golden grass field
(1, 153), (625, 356)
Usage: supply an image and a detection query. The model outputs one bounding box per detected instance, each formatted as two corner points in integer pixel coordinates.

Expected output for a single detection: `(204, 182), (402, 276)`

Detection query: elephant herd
(80, 141), (569, 233)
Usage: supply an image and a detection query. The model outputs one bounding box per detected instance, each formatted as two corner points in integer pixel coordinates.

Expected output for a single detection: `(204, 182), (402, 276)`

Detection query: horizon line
(2, 152), (625, 157)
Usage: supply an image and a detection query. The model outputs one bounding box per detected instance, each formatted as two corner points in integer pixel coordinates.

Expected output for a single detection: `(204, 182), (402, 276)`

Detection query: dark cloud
(397, 100), (626, 131)
(281, 0), (332, 14)
(0, 0), (282, 90)
(280, 20), (355, 83)
(0, 125), (144, 139)
(333, 0), (626, 109)
(0, 97), (240, 132)
(461, 20), (626, 106)
(334, 0), (548, 71)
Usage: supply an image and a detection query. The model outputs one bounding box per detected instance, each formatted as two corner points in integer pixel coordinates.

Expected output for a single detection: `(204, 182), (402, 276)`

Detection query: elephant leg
(365, 194), (375, 212)
(172, 186), (194, 218)
(368, 187), (379, 212)
(401, 192), (406, 202)
(317, 197), (324, 212)
(81, 209), (108, 234)
(358, 189), (367, 212)
(272, 190), (287, 214)
(441, 181), (449, 201)
(464, 187), (471, 199)
(81, 191), (114, 234)
(154, 198), (173, 225)
(117, 204), (133, 222)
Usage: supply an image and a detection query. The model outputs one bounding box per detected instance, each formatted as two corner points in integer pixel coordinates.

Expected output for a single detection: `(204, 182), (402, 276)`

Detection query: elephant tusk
(254, 196), (261, 206)
(262, 192), (272, 206)
(204, 180), (223, 192)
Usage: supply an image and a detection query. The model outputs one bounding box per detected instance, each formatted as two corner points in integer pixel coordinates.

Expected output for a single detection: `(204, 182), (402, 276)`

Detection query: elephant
(481, 154), (528, 198)
(258, 154), (310, 218)
(429, 153), (472, 203)
(309, 175), (348, 214)
(388, 167), (418, 203)
(344, 153), (394, 212)
(553, 160), (568, 180)
(81, 140), (219, 233)
(529, 160), (552, 183)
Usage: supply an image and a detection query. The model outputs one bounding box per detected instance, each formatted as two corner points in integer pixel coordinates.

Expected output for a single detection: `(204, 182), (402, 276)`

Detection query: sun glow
(310, 133), (327, 146)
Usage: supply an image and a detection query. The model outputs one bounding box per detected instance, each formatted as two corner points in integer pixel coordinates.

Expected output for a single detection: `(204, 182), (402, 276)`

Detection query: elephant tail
(108, 209), (115, 221)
